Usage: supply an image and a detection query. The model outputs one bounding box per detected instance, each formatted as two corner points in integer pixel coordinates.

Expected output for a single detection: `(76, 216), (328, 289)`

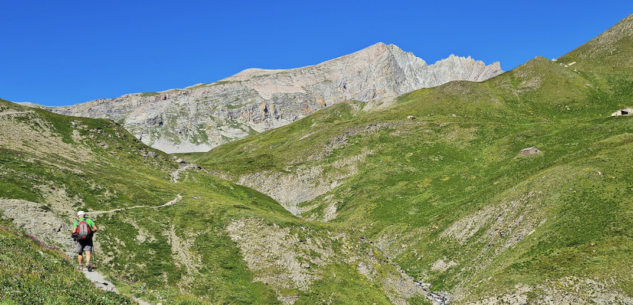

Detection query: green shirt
(73, 218), (96, 231)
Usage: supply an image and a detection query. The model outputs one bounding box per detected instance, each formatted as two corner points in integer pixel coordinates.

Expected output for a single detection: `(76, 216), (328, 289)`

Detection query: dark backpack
(76, 219), (92, 241)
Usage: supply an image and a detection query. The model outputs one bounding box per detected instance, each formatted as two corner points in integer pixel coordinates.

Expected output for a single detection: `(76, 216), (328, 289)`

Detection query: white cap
(77, 211), (86, 217)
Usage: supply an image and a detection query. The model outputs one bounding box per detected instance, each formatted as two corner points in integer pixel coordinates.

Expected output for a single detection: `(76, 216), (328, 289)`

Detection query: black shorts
(76, 238), (93, 254)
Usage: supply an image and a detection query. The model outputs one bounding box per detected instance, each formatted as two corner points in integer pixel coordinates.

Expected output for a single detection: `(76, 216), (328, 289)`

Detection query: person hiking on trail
(72, 211), (98, 272)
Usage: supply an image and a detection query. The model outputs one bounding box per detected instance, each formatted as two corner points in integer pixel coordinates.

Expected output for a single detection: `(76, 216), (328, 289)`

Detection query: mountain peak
(227, 43), (411, 82)
(47, 43), (502, 153)
(226, 43), (392, 82)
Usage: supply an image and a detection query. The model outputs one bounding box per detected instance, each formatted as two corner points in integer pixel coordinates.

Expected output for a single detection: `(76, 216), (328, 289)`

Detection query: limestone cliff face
(47, 43), (502, 153)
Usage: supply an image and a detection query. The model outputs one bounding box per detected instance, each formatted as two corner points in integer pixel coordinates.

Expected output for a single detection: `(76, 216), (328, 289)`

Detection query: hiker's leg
(76, 242), (85, 269)
(85, 241), (93, 265)
(84, 241), (94, 270)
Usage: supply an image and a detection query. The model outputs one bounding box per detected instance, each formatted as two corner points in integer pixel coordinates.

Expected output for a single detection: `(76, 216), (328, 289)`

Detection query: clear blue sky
(2, 0), (632, 106)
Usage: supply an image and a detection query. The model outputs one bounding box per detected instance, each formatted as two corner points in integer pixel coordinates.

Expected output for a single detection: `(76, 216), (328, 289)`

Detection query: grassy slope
(197, 14), (633, 302)
(0, 99), (433, 305)
(0, 99), (286, 303)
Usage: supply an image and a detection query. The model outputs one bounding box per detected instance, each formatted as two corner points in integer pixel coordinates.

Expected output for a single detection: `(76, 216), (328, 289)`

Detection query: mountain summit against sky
(47, 43), (502, 153)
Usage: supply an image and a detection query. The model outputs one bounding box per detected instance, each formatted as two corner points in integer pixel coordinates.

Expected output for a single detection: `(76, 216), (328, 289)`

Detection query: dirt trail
(88, 194), (182, 215)
(0, 194), (182, 251)
(171, 163), (200, 183)
(78, 194), (182, 305)
(81, 268), (118, 293)
(81, 269), (151, 305)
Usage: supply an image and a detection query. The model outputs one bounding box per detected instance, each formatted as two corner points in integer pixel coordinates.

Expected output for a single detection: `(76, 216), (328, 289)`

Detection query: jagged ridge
(45, 43), (502, 153)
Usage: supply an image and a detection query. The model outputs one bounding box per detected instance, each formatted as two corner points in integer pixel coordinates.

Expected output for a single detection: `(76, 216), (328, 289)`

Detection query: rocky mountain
(46, 43), (502, 153)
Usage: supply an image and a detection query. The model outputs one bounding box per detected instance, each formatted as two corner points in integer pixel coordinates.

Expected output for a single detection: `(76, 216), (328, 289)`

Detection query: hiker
(72, 211), (98, 271)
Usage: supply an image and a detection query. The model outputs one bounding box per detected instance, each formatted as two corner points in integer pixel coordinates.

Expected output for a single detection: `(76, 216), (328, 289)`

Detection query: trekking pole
(89, 239), (95, 271)
(93, 240), (98, 270)
(70, 238), (75, 266)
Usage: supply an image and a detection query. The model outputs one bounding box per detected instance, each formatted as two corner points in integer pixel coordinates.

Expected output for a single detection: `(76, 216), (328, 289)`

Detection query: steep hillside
(0, 99), (449, 305)
(44, 43), (501, 153)
(196, 14), (633, 304)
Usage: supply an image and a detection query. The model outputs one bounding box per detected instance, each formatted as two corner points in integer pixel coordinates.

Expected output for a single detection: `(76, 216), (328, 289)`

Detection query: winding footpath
(82, 269), (151, 305)
(79, 194), (182, 305)
(76, 165), (192, 303)
(87, 194), (182, 216)
(170, 163), (200, 183)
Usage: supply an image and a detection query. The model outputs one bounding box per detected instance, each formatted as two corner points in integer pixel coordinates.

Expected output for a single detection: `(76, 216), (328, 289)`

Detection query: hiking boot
(87, 264), (93, 272)
(77, 264), (84, 271)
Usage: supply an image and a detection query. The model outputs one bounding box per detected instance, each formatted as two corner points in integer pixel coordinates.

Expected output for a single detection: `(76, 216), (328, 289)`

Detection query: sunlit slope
(197, 54), (630, 174)
(197, 14), (633, 303)
(0, 99), (288, 303)
(0, 99), (440, 305)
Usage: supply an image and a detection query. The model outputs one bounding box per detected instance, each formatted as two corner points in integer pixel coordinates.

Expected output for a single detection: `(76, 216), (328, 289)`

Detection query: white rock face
(47, 43), (502, 153)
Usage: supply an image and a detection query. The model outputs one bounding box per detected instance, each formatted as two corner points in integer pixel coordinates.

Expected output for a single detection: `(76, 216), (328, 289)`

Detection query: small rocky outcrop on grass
(0, 199), (71, 249)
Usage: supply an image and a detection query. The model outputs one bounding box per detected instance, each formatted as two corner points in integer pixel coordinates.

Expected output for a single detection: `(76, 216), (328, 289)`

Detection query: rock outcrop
(46, 43), (502, 153)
